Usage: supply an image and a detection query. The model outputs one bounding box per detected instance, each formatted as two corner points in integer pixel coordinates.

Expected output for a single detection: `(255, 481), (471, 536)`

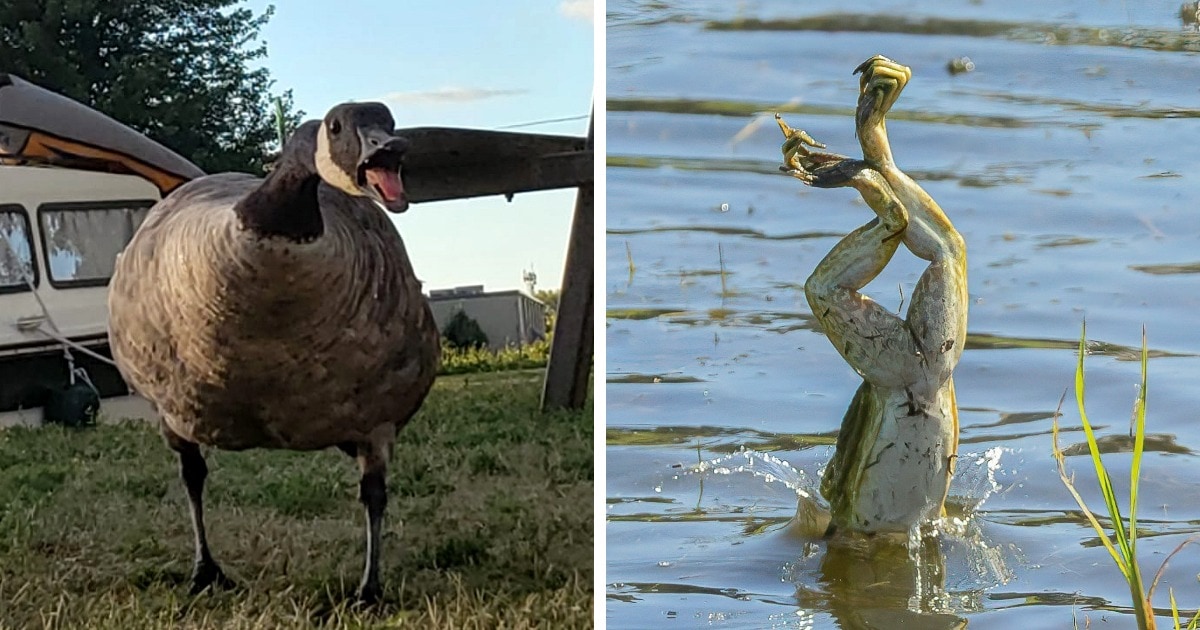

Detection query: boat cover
(0, 73), (205, 194)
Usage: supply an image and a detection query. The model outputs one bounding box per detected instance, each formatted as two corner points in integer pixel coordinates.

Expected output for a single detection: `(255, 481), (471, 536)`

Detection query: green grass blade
(1052, 392), (1127, 577)
(1074, 322), (1132, 576)
(1120, 328), (1154, 630)
(1129, 326), (1149, 554)
(1063, 322), (1165, 630)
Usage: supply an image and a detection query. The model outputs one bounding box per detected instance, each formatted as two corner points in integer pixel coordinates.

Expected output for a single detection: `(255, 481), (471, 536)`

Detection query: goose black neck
(234, 124), (324, 241)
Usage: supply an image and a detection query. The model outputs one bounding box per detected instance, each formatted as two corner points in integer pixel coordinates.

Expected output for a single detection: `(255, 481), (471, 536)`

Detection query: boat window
(0, 205), (36, 294)
(38, 200), (154, 288)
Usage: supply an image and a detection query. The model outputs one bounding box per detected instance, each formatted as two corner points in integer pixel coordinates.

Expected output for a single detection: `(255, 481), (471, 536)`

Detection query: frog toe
(854, 57), (911, 123)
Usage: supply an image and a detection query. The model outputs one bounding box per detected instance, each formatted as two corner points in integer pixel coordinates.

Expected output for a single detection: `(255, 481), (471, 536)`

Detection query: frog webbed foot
(797, 159), (871, 189)
(853, 55), (911, 132)
(775, 113), (863, 188)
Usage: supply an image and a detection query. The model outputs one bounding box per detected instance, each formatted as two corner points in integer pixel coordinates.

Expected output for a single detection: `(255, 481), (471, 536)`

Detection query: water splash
(680, 445), (1019, 615)
(947, 445), (1010, 514)
(683, 447), (820, 500)
(680, 445), (1015, 513)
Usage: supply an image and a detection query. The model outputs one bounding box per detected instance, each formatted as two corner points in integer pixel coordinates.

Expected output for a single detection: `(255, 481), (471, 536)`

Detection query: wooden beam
(541, 114), (594, 412)
(400, 127), (591, 203)
(405, 150), (592, 203)
(391, 122), (595, 411)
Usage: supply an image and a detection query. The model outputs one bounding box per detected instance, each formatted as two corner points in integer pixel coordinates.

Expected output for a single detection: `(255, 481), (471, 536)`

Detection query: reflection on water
(705, 13), (1200, 55)
(789, 536), (970, 629)
(608, 304), (1195, 360)
(607, 0), (1200, 627)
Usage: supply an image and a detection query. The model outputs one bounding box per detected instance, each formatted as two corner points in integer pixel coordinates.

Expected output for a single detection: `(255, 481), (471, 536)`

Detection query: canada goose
(107, 102), (441, 602)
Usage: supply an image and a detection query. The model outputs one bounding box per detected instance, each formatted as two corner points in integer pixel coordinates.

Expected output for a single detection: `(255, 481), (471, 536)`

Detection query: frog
(777, 55), (968, 537)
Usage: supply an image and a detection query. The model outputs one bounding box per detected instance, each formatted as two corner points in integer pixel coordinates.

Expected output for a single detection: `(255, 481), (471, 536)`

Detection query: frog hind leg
(851, 54), (969, 390)
(804, 168), (923, 389)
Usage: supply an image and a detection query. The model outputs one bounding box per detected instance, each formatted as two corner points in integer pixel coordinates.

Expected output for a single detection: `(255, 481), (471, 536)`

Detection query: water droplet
(684, 449), (816, 498)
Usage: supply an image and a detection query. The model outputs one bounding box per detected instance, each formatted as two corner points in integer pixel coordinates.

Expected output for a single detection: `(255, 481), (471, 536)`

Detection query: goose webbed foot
(189, 557), (236, 594)
(356, 581), (383, 605)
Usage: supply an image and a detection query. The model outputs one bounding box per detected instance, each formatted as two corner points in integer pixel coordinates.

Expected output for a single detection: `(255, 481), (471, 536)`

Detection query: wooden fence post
(541, 112), (594, 411)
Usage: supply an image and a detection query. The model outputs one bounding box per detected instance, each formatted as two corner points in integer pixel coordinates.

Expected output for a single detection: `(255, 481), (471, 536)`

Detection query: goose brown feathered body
(107, 103), (439, 602)
(110, 172), (439, 451)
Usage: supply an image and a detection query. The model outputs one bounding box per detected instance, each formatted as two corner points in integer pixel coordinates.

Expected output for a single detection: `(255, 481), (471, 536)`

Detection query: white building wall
(429, 290), (547, 349)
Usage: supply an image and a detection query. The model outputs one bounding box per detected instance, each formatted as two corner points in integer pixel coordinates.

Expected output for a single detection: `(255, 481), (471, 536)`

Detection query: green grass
(1054, 324), (1198, 630)
(0, 370), (593, 629)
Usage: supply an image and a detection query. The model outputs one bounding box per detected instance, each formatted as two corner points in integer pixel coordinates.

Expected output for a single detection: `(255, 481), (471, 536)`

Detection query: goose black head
(315, 102), (410, 213)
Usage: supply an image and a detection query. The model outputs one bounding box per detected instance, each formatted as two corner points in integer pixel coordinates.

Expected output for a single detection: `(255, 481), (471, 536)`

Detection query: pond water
(605, 1), (1200, 628)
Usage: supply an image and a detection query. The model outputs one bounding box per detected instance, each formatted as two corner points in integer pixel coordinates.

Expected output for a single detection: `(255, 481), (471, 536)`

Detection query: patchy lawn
(0, 370), (593, 629)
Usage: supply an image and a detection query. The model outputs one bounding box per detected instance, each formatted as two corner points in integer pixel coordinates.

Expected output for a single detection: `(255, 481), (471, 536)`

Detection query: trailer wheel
(43, 382), (100, 427)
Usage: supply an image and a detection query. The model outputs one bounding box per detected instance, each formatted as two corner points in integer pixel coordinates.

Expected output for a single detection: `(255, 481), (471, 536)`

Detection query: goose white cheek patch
(365, 168), (404, 202)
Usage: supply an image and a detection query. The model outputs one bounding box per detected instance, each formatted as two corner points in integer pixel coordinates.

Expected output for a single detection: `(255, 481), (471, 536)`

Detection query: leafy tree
(0, 0), (302, 174)
(534, 289), (560, 315)
(535, 288), (559, 332)
(442, 310), (489, 350)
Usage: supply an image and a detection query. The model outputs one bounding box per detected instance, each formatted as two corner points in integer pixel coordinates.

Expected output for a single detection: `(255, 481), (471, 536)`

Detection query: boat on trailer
(0, 73), (204, 428)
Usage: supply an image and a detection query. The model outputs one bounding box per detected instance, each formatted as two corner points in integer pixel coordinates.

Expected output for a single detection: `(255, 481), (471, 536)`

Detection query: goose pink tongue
(365, 168), (404, 201)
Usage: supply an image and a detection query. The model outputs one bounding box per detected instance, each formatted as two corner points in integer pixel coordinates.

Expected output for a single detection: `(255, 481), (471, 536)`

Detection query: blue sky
(243, 0), (594, 293)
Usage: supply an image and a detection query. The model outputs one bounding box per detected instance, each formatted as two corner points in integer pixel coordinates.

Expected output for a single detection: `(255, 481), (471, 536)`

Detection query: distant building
(428, 285), (547, 349)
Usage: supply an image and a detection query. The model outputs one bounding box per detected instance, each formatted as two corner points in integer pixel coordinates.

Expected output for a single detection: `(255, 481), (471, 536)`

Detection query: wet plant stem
(625, 241), (636, 284)
(718, 243), (728, 298)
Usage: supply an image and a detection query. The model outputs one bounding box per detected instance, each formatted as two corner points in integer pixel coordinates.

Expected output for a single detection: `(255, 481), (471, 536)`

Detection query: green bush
(438, 339), (550, 375)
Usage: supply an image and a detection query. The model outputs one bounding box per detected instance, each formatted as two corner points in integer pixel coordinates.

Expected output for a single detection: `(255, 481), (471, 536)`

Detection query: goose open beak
(357, 129), (410, 213)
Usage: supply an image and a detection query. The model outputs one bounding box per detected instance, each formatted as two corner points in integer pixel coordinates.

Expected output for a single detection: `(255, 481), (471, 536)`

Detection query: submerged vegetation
(0, 370), (592, 629)
(1054, 324), (1199, 630)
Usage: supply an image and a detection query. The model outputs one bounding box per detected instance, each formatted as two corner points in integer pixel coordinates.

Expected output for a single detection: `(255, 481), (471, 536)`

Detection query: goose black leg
(354, 450), (388, 604)
(164, 428), (233, 594)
